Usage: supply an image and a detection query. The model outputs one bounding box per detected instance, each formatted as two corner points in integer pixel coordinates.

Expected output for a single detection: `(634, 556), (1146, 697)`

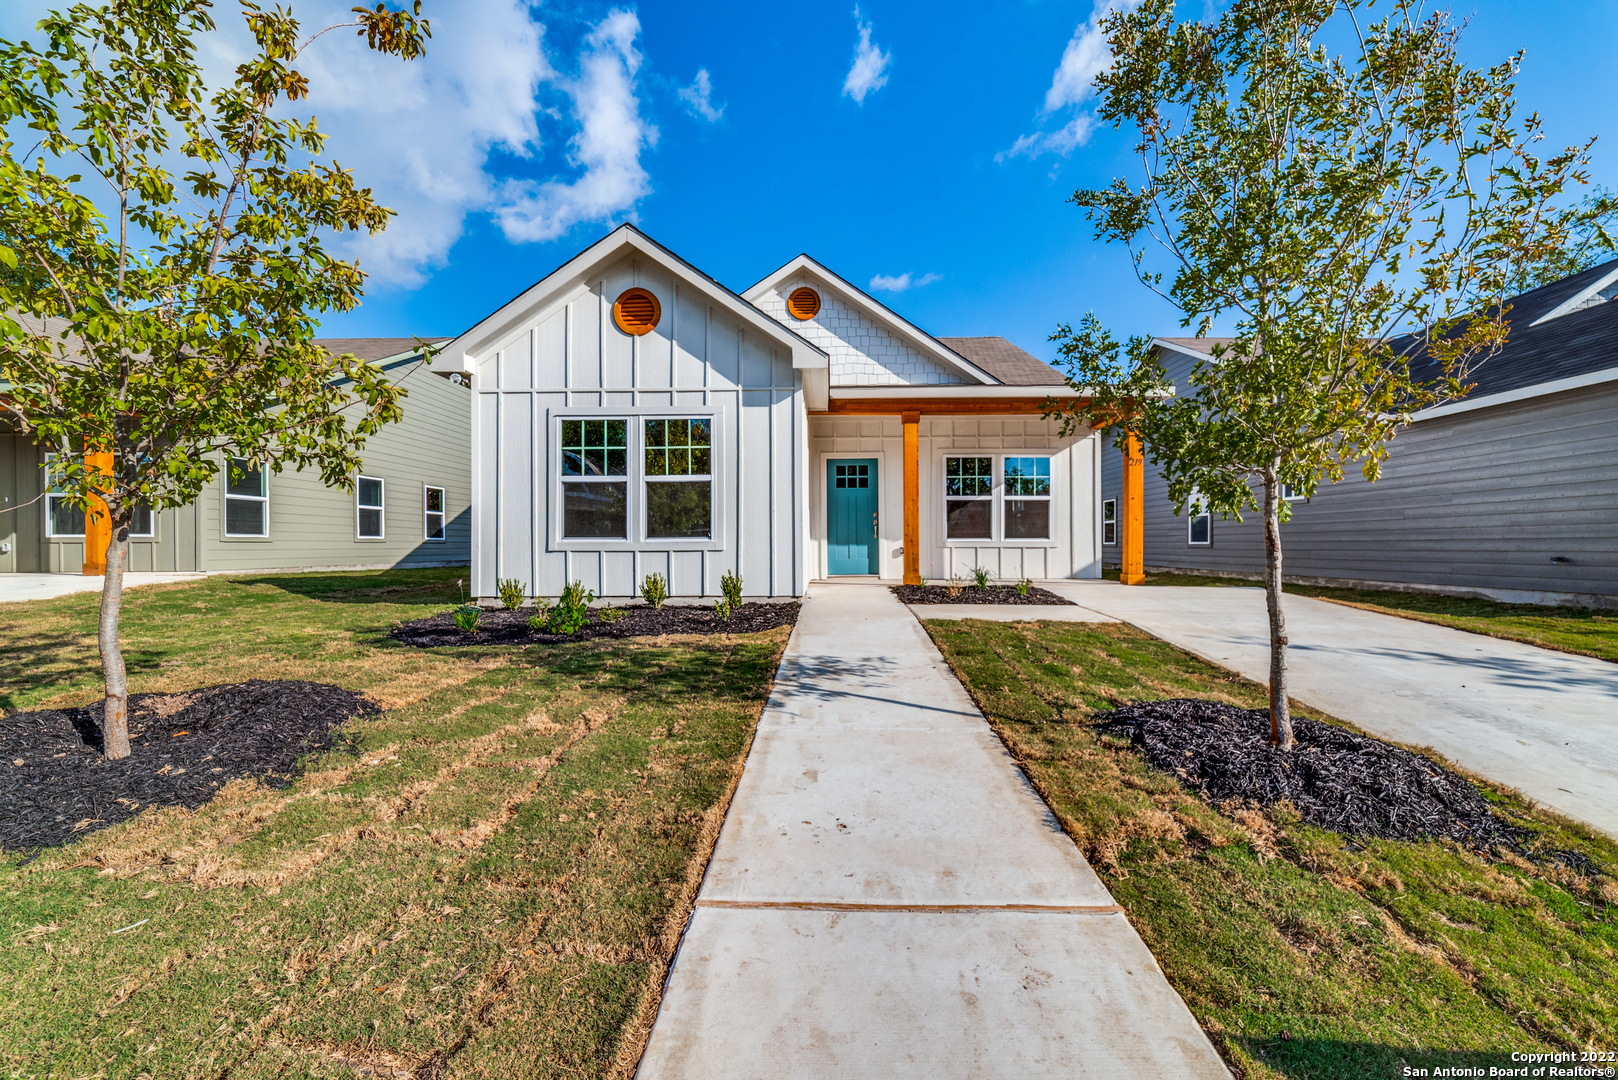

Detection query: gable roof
(743, 255), (998, 384)
(313, 337), (448, 364)
(429, 224), (828, 376)
(936, 337), (1066, 385)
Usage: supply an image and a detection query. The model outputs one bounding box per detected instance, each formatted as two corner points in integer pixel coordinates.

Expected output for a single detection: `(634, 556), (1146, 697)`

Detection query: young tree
(1504, 186), (1617, 293)
(1046, 0), (1592, 748)
(0, 1), (432, 759)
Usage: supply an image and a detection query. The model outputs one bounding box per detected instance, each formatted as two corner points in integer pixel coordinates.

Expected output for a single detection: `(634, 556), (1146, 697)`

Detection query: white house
(429, 224), (1104, 600)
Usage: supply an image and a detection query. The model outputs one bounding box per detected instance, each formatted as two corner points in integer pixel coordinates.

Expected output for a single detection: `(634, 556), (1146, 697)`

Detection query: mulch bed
(891, 585), (1075, 606)
(1, 681), (377, 852)
(1094, 698), (1547, 854)
(389, 602), (802, 648)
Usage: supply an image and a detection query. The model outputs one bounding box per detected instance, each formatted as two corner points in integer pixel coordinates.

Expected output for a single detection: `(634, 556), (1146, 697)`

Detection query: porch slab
(906, 603), (1119, 622)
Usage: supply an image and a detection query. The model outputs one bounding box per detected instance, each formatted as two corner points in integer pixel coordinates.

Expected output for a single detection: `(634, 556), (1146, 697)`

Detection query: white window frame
(42, 453), (84, 538)
(1280, 482), (1307, 503)
(1102, 498), (1117, 546)
(548, 408), (723, 551)
(129, 504), (155, 538)
(642, 417), (716, 541)
(1001, 455), (1054, 542)
(356, 475), (386, 540)
(423, 485), (446, 541)
(938, 453), (1058, 547)
(1186, 491), (1211, 546)
(223, 457), (269, 538)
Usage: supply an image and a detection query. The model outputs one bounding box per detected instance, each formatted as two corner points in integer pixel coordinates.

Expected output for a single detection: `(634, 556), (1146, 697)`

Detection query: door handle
(872, 511), (878, 539)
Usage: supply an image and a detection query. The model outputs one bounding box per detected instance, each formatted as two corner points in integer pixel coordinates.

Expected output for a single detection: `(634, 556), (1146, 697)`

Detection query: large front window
(1003, 456), (1051, 540)
(943, 454), (1054, 542)
(561, 419), (629, 538)
(644, 418), (712, 538)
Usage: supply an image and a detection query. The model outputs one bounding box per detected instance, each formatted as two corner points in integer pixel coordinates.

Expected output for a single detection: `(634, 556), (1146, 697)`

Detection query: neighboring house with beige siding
(1100, 262), (1618, 607)
(0, 340), (470, 575)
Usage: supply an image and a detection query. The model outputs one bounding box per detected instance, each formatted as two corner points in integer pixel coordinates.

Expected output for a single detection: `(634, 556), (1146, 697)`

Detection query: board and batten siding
(472, 256), (805, 600)
(1101, 379), (1618, 598)
(808, 415), (1102, 581)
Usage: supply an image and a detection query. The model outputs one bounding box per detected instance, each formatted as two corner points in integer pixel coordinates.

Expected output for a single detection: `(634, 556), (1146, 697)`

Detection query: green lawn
(1102, 567), (1618, 663)
(0, 569), (789, 1079)
(923, 617), (1618, 1080)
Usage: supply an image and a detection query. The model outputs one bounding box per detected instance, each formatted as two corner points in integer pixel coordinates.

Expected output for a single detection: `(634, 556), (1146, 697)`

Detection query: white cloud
(842, 7), (891, 104)
(869, 271), (941, 293)
(494, 10), (657, 245)
(1, 1), (664, 287)
(678, 68), (723, 122)
(1000, 0), (1142, 162)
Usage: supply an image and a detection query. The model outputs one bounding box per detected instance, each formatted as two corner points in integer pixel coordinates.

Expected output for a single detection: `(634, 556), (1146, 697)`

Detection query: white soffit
(1410, 364), (1618, 421)
(828, 384), (1086, 399)
(743, 255), (1000, 385)
(429, 224), (829, 375)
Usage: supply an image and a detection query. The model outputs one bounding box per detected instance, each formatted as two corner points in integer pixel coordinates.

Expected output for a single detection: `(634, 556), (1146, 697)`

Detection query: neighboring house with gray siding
(1100, 262), (1618, 605)
(0, 340), (470, 575)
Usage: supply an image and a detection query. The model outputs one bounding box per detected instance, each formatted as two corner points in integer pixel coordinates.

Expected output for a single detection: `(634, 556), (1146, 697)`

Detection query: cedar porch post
(1120, 433), (1144, 585)
(82, 448), (113, 576)
(902, 411), (921, 585)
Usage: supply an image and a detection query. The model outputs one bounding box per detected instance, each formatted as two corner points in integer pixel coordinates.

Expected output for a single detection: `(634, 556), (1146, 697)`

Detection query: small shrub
(525, 596), (551, 632)
(640, 572), (668, 608)
(946, 573), (965, 598)
(971, 566), (993, 589)
(720, 570), (743, 608)
(598, 607), (627, 624)
(1016, 577), (1033, 597)
(547, 580), (595, 636)
(496, 577), (526, 611)
(452, 604), (482, 633)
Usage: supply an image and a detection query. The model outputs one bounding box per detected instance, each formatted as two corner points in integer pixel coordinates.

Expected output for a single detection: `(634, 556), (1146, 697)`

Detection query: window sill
(222, 535), (272, 542)
(552, 537), (724, 552)
(943, 538), (1058, 548)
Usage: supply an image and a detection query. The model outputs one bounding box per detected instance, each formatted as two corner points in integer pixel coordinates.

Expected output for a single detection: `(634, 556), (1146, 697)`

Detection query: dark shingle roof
(935, 336), (1066, 385)
(312, 337), (448, 363)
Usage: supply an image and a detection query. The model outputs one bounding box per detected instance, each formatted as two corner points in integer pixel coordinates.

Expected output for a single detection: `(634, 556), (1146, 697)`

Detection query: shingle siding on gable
(1102, 379), (1618, 600)
(755, 279), (966, 386)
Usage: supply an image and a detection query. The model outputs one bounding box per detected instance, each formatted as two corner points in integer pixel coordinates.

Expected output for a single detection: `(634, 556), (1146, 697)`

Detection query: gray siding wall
(1, 361), (470, 575)
(1102, 378), (1618, 597)
(472, 254), (804, 600)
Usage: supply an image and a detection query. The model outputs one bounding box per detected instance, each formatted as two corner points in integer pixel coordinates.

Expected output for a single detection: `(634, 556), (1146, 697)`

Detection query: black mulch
(1094, 698), (1557, 855)
(389, 602), (802, 648)
(891, 584), (1075, 606)
(1, 681), (378, 852)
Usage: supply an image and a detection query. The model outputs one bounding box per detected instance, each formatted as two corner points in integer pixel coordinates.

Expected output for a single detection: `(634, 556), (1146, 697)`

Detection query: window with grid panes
(224, 458), (268, 536)
(643, 418), (713, 538)
(424, 486), (446, 540)
(1003, 456), (1051, 539)
(944, 457), (993, 539)
(560, 419), (628, 537)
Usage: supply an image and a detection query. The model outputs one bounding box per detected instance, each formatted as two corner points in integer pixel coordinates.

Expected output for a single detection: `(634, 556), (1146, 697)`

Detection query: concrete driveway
(1047, 582), (1618, 838)
(0, 573), (205, 605)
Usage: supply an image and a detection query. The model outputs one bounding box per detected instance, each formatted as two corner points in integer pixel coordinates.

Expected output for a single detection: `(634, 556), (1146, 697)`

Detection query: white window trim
(642, 418), (716, 542)
(356, 475), (386, 540)
(129, 505), (155, 539)
(547, 407), (725, 552)
(939, 452), (1058, 548)
(223, 457), (269, 538)
(1101, 498), (1117, 546)
(1280, 483), (1307, 503)
(1186, 492), (1211, 546)
(1001, 454), (1055, 544)
(41, 453), (82, 538)
(423, 484), (446, 541)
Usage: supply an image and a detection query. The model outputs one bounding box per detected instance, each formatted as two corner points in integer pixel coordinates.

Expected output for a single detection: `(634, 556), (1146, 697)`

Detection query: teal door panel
(827, 459), (878, 575)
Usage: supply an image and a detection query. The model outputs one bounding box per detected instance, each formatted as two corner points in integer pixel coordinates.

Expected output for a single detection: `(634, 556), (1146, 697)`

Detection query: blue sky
(8, 1), (1618, 362)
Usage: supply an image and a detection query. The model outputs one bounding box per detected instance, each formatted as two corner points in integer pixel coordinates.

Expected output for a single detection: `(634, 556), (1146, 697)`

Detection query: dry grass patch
(0, 569), (788, 1079)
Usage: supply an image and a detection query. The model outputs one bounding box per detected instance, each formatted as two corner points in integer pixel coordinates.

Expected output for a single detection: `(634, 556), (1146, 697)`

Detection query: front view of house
(430, 225), (1102, 600)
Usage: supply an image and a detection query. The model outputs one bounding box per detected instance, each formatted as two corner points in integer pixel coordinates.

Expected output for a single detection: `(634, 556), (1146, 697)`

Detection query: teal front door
(827, 459), (878, 575)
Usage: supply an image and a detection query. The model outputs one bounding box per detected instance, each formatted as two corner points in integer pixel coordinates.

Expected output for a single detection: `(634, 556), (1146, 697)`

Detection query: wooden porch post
(902, 411), (922, 585)
(82, 448), (112, 576)
(1120, 433), (1144, 585)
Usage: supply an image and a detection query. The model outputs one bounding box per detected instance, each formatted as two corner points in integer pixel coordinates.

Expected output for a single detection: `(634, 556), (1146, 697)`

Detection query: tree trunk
(1262, 470), (1294, 750)
(99, 517), (132, 760)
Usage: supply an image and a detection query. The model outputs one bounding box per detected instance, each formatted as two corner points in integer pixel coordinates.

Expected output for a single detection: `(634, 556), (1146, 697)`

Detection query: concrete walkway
(0, 572), (205, 605)
(1046, 582), (1618, 838)
(637, 583), (1230, 1079)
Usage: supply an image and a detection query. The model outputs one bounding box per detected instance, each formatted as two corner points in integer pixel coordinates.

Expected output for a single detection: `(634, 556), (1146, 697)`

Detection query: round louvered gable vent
(613, 287), (662, 335)
(787, 287), (821, 320)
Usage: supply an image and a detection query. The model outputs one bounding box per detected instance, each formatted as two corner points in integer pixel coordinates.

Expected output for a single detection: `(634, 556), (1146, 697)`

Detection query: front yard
(924, 617), (1618, 1080)
(1102, 568), (1618, 662)
(0, 569), (788, 1079)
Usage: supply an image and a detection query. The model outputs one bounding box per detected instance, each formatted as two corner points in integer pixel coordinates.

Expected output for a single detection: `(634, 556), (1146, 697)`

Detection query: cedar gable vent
(613, 287), (661, 335)
(786, 287), (821, 321)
